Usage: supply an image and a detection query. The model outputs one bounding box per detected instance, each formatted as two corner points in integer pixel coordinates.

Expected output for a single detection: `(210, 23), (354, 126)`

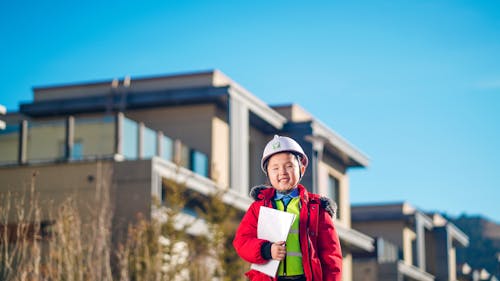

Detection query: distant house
(0, 70), (373, 280)
(351, 202), (470, 281)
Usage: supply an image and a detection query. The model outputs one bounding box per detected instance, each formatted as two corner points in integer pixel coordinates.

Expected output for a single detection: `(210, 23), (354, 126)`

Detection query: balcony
(0, 113), (209, 178)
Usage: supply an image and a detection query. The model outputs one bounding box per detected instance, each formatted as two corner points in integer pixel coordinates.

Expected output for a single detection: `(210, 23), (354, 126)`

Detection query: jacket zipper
(282, 199), (287, 276)
(307, 204), (314, 281)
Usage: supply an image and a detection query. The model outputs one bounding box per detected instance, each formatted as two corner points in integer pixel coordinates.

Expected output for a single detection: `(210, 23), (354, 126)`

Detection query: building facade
(351, 202), (470, 281)
(0, 70), (373, 280)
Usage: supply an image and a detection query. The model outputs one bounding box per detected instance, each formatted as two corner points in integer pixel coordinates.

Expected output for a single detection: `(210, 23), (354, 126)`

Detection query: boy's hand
(271, 241), (286, 261)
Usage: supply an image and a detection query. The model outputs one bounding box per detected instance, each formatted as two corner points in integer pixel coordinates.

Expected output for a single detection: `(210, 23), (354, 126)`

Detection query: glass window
(327, 175), (340, 219)
(28, 120), (65, 162)
(72, 140), (83, 159)
(122, 117), (138, 159)
(411, 238), (417, 267)
(190, 149), (208, 177)
(75, 116), (114, 159)
(0, 124), (19, 164)
(58, 139), (84, 160)
(143, 126), (157, 159)
(161, 135), (173, 161)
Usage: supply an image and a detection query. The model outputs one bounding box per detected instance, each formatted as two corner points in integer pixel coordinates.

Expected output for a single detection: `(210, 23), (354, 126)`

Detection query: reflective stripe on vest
(276, 197), (304, 276)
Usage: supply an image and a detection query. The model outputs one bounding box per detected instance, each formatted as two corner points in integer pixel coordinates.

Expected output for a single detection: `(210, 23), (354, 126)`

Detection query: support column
(157, 131), (164, 158)
(229, 92), (249, 195)
(65, 116), (75, 160)
(138, 122), (144, 159)
(114, 112), (124, 161)
(415, 213), (426, 271)
(18, 120), (28, 164)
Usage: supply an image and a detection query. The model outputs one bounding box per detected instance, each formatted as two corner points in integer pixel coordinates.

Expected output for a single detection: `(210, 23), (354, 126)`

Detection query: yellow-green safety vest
(275, 197), (304, 276)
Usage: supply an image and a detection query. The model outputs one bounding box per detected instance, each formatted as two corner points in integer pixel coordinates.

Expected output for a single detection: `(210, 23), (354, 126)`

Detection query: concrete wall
(248, 128), (269, 189)
(0, 159), (154, 246)
(111, 160), (152, 242)
(378, 262), (399, 281)
(353, 259), (379, 281)
(0, 161), (114, 222)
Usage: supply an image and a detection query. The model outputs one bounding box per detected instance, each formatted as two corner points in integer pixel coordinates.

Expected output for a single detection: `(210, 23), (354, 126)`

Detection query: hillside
(444, 214), (500, 278)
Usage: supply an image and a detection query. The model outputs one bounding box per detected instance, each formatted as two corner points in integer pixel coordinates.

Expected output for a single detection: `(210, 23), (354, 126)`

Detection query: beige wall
(343, 253), (353, 281)
(126, 105), (217, 156)
(449, 246), (456, 281)
(402, 228), (416, 266)
(211, 117), (229, 188)
(126, 105), (223, 186)
(318, 162), (350, 228)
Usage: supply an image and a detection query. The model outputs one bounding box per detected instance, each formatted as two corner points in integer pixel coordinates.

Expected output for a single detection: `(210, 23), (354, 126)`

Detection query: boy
(233, 135), (342, 281)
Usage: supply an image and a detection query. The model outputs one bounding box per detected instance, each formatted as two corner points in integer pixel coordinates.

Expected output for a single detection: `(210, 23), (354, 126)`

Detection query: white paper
(250, 206), (296, 277)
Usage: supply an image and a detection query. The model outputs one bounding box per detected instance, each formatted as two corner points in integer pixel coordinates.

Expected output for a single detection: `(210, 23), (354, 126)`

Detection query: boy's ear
(300, 165), (306, 174)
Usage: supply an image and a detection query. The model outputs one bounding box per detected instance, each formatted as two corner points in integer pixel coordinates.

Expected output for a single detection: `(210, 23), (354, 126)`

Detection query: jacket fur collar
(249, 184), (337, 218)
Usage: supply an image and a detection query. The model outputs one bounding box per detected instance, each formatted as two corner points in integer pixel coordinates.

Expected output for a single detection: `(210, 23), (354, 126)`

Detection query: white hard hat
(261, 135), (308, 173)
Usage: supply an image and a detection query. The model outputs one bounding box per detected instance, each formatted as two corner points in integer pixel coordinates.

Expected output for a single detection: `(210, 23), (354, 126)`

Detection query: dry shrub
(1, 168), (247, 281)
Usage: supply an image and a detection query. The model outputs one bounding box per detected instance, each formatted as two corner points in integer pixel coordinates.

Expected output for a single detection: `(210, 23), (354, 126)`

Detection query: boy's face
(266, 152), (305, 193)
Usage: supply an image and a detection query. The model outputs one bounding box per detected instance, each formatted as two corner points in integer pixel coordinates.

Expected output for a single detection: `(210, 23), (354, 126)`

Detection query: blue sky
(1, 1), (499, 222)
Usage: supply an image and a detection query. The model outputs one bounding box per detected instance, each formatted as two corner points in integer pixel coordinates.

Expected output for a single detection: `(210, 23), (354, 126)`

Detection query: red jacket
(233, 184), (342, 281)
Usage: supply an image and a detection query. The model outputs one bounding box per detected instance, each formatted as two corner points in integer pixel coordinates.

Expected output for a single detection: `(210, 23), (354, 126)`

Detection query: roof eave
(336, 224), (375, 252)
(311, 120), (370, 167)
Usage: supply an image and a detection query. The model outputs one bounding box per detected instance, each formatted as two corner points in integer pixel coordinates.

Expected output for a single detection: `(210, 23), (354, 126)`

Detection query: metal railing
(0, 113), (209, 177)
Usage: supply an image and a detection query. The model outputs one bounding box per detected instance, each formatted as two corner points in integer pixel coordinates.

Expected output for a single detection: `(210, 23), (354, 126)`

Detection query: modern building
(0, 70), (374, 280)
(351, 202), (470, 281)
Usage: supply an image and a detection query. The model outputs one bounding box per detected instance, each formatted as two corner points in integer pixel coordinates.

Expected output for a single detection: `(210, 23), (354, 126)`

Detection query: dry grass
(0, 170), (246, 281)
